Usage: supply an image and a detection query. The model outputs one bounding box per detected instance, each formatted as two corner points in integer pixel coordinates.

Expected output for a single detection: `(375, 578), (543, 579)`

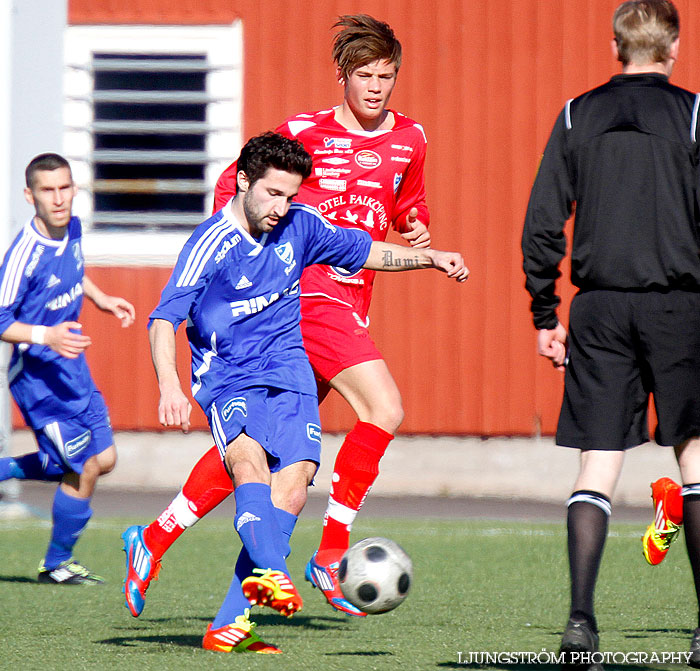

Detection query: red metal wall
(56, 0), (700, 435)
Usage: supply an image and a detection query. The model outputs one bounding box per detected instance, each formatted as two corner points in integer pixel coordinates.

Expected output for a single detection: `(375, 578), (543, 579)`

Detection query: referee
(521, 1), (700, 667)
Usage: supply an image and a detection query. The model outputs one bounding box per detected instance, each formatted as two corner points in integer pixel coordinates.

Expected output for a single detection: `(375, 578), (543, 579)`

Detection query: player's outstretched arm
(83, 276), (135, 328)
(399, 208), (431, 248)
(149, 318), (192, 433)
(1, 321), (92, 359)
(363, 241), (469, 282)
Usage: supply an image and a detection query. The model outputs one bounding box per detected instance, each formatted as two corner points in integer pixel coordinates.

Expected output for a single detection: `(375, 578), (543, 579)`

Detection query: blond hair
(613, 0), (679, 65)
(332, 14), (402, 79)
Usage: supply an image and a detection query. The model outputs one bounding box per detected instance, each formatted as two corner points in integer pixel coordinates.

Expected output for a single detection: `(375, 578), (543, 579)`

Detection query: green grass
(1, 515), (696, 670)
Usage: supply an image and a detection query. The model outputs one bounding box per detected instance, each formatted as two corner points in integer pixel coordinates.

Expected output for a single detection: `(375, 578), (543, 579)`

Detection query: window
(64, 25), (242, 264)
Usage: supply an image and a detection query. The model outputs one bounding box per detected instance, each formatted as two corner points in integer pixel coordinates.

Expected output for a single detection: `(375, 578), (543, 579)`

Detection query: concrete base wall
(8, 430), (680, 507)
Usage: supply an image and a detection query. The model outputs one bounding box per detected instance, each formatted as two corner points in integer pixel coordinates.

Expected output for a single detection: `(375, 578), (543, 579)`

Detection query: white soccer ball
(338, 537), (413, 614)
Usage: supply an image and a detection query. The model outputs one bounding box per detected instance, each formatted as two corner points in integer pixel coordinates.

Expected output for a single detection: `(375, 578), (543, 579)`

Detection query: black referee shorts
(556, 289), (700, 451)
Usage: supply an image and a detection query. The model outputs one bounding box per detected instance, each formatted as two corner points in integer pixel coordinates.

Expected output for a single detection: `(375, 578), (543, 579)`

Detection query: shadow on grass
(100, 613), (352, 648)
(125, 613), (347, 629)
(97, 633), (204, 649)
(618, 626), (691, 638)
(325, 651), (393, 657)
(0, 575), (40, 584)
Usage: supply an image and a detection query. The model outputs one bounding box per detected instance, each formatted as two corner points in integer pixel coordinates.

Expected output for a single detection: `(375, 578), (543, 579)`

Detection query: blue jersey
(0, 217), (97, 429)
(150, 199), (373, 413)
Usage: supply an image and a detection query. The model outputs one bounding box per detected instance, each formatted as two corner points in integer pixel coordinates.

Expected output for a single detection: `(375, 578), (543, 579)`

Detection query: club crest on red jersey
(355, 150), (381, 169)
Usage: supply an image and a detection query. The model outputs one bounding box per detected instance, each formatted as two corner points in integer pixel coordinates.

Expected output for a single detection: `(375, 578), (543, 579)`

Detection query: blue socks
(212, 498), (298, 628)
(43, 488), (93, 570)
(0, 453), (63, 482)
(212, 552), (255, 629)
(233, 483), (286, 572)
(273, 507), (297, 559)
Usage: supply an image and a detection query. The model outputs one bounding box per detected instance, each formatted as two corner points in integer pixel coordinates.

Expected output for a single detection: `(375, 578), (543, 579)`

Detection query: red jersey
(214, 107), (429, 317)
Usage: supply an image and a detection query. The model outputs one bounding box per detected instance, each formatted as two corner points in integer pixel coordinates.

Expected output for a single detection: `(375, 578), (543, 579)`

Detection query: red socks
(143, 446), (234, 557)
(181, 446), (235, 513)
(316, 421), (393, 561)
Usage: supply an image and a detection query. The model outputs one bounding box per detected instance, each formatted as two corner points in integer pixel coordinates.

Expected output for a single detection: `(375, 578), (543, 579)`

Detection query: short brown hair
(237, 132), (312, 186)
(25, 153), (72, 189)
(613, 0), (679, 66)
(332, 14), (402, 79)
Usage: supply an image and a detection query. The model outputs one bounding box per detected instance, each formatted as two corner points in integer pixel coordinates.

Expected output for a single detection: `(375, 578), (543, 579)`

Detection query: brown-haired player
(123, 14), (453, 622)
(522, 1), (700, 667)
(122, 130), (466, 652)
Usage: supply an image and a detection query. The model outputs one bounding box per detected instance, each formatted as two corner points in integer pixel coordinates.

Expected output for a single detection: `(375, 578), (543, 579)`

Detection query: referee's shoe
(559, 617), (604, 671)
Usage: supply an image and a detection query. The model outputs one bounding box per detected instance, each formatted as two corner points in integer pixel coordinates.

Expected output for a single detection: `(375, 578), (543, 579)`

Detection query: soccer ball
(338, 537), (413, 614)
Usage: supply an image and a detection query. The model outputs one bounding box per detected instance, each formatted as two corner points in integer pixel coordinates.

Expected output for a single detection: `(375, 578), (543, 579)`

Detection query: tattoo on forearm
(382, 250), (419, 269)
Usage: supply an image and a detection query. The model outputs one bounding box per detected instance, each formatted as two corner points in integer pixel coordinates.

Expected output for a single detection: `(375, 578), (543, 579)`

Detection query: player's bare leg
(60, 445), (116, 499)
(560, 449), (624, 670)
(306, 359), (402, 616)
(270, 460), (316, 514)
(570, 450), (624, 499)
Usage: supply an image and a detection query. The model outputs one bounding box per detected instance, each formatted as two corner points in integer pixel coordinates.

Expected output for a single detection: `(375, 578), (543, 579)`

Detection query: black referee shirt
(522, 73), (700, 330)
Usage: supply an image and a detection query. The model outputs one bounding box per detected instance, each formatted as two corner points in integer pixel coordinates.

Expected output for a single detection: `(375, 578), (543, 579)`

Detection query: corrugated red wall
(52, 0), (700, 434)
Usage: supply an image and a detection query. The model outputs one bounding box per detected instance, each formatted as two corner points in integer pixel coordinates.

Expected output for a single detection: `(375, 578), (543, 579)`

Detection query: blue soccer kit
(0, 215), (114, 574)
(0, 216), (111, 470)
(150, 198), (372, 433)
(150, 198), (372, 626)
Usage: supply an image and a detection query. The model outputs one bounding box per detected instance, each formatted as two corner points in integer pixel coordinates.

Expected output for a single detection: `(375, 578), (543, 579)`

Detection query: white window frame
(64, 23), (242, 266)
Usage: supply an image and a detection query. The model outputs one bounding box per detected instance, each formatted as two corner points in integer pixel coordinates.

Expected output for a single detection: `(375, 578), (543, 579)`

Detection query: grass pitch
(0, 514), (696, 670)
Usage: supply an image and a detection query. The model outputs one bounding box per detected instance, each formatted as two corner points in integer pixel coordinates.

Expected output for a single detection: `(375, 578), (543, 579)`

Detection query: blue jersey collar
(221, 199), (269, 257)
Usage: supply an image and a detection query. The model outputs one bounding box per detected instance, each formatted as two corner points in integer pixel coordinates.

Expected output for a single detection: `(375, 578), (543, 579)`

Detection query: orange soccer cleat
(642, 477), (683, 566)
(202, 610), (282, 654)
(241, 568), (303, 617)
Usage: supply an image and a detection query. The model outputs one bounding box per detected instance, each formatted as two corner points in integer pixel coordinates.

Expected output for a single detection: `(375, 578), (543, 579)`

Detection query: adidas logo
(235, 275), (253, 290)
(236, 511), (261, 531)
(47, 274), (61, 288)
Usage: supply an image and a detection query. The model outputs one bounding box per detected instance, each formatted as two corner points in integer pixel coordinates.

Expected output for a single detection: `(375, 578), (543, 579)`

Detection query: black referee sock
(566, 490), (611, 630)
(682, 489), (700, 628)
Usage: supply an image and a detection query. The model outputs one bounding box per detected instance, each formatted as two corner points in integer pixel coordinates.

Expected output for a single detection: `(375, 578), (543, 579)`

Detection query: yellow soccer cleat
(642, 477), (682, 566)
(241, 568), (303, 617)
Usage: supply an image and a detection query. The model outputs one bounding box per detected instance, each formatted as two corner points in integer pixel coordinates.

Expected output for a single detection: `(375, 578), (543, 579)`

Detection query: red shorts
(300, 296), (383, 388)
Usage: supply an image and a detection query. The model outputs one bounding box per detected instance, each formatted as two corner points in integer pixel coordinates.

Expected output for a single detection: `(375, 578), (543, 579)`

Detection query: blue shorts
(35, 391), (114, 475)
(208, 387), (321, 474)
